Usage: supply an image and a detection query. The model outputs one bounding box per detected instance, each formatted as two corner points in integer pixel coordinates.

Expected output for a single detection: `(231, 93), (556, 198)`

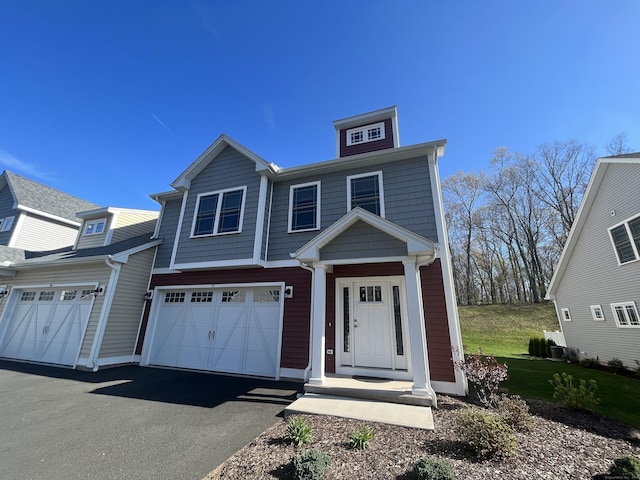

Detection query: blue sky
(1, 1), (638, 210)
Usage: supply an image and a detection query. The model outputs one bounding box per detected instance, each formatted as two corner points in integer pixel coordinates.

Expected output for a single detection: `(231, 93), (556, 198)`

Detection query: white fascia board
(294, 207), (435, 263)
(150, 190), (184, 203)
(172, 258), (261, 270)
(110, 239), (161, 264)
(77, 207), (159, 218)
(15, 204), (80, 227)
(546, 159), (609, 299)
(275, 140), (447, 182)
(151, 267), (182, 275)
(170, 134), (276, 190)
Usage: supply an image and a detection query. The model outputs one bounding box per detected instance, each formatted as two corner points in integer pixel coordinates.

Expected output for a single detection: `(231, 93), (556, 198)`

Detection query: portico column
(308, 264), (327, 385)
(403, 258), (434, 398)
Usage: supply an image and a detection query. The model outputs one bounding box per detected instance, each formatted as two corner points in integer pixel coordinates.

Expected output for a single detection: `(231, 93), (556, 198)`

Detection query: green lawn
(458, 304), (640, 427)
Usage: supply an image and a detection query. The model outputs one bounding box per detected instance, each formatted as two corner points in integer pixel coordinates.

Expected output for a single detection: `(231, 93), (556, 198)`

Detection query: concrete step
(284, 393), (434, 430)
(304, 382), (433, 407)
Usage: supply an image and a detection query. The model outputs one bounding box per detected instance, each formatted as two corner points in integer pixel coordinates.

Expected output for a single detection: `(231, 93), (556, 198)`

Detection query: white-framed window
(561, 308), (571, 321)
(288, 181), (320, 232)
(346, 122), (386, 146)
(84, 219), (107, 236)
(609, 214), (640, 265)
(164, 292), (185, 303)
(191, 186), (247, 237)
(590, 304), (605, 321)
(1, 216), (14, 232)
(610, 302), (640, 328)
(347, 171), (385, 217)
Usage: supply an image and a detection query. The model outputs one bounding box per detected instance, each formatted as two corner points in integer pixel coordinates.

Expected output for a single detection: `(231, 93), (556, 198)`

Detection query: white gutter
(87, 255), (122, 371)
(15, 204), (81, 227)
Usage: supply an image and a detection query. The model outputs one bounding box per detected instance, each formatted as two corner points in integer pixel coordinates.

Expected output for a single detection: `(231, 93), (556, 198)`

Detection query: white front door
(353, 283), (393, 368)
(337, 277), (409, 378)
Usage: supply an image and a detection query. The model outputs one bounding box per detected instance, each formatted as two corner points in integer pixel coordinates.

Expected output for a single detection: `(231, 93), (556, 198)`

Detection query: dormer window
(84, 219), (106, 236)
(346, 122), (386, 146)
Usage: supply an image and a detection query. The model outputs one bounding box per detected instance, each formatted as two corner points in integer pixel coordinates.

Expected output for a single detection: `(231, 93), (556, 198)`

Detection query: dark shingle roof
(602, 152), (640, 159)
(4, 171), (100, 222)
(17, 233), (158, 266)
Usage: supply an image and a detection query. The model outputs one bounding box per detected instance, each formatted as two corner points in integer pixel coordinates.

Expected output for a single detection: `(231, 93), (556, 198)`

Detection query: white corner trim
(15, 204), (81, 227)
(172, 258), (259, 270)
(104, 212), (118, 246)
(6, 213), (24, 248)
(169, 191), (188, 271)
(253, 175), (268, 264)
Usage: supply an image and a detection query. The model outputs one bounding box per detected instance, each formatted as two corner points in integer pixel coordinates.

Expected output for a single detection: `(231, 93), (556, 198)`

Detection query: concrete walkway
(284, 393), (434, 430)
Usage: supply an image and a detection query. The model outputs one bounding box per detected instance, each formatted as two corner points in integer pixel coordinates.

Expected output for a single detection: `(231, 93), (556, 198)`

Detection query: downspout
(87, 255), (122, 371)
(299, 261), (315, 382)
(263, 182), (274, 264)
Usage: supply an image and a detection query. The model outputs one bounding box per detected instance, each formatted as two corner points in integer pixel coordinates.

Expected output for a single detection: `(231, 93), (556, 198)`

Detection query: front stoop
(303, 378), (434, 407)
(284, 393), (434, 430)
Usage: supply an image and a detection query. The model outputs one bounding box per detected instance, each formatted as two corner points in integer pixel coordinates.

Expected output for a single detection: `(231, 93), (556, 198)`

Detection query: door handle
(208, 330), (211, 340)
(211, 331), (215, 340)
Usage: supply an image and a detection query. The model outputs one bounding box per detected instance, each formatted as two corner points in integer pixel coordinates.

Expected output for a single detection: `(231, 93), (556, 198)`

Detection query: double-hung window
(609, 214), (640, 264)
(192, 187), (246, 237)
(347, 171), (385, 216)
(610, 302), (640, 328)
(288, 181), (320, 232)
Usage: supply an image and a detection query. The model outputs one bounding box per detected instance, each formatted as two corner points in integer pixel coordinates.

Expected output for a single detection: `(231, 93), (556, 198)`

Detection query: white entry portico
(294, 208), (440, 401)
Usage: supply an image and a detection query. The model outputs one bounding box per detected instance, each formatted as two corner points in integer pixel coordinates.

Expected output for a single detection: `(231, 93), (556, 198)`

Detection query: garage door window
(222, 290), (245, 302)
(254, 289), (280, 302)
(164, 292), (186, 303)
(20, 292), (36, 301)
(61, 291), (77, 301)
(38, 291), (55, 301)
(191, 292), (213, 303)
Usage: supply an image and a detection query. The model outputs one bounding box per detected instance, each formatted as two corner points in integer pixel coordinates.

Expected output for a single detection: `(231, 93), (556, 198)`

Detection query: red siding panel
(339, 118), (395, 157)
(137, 267), (312, 369)
(421, 259), (456, 382)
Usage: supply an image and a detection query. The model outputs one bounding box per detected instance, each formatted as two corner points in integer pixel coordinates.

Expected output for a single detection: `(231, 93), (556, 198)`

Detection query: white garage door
(0, 288), (94, 366)
(147, 286), (282, 378)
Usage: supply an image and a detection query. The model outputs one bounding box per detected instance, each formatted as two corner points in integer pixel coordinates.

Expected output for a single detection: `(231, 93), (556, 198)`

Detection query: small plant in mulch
(609, 455), (640, 479)
(290, 449), (331, 480)
(455, 407), (518, 459)
(412, 457), (457, 480)
(453, 347), (509, 408)
(496, 394), (534, 431)
(348, 423), (375, 450)
(286, 416), (312, 447)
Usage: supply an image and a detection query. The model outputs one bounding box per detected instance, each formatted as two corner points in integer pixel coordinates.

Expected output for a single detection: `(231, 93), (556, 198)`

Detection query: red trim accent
(339, 118), (394, 157)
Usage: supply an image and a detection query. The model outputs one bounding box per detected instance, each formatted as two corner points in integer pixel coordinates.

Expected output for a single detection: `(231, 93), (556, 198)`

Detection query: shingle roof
(3, 171), (100, 222)
(602, 152), (640, 159)
(17, 233), (158, 266)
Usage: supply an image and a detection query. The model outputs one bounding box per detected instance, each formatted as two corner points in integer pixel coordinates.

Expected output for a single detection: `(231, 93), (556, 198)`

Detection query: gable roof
(0, 171), (99, 225)
(546, 155), (640, 299)
(294, 207), (437, 263)
(171, 134), (278, 191)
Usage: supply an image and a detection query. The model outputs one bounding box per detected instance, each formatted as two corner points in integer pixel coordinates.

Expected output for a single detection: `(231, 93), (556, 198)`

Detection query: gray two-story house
(138, 107), (466, 402)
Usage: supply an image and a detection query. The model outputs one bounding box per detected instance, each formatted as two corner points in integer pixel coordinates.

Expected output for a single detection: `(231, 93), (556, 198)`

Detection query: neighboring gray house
(0, 170), (99, 251)
(138, 107), (466, 403)
(546, 154), (640, 368)
(0, 207), (160, 370)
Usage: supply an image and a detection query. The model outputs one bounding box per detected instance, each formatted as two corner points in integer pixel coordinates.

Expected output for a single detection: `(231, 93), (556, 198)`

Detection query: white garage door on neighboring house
(146, 285), (283, 379)
(0, 287), (94, 366)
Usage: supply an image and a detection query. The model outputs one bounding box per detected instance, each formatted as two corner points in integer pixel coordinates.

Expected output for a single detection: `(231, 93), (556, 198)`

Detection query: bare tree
(605, 132), (633, 156)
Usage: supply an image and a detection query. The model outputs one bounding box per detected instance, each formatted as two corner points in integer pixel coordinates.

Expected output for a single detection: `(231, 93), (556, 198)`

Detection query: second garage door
(146, 286), (283, 378)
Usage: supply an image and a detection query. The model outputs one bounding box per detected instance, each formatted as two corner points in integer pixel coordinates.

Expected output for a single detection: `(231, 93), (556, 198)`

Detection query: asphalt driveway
(0, 360), (301, 480)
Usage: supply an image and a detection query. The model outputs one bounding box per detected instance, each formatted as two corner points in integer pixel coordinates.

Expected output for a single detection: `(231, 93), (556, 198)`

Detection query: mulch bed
(205, 395), (640, 480)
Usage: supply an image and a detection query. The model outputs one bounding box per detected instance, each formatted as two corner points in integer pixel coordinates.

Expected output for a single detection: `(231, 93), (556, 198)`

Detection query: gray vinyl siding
(154, 199), (182, 269)
(174, 146), (261, 265)
(110, 212), (158, 244)
(555, 163), (640, 368)
(0, 263), (112, 361)
(320, 221), (408, 261)
(98, 248), (156, 359)
(12, 213), (78, 250)
(267, 155), (437, 261)
(0, 186), (18, 246)
(76, 217), (112, 249)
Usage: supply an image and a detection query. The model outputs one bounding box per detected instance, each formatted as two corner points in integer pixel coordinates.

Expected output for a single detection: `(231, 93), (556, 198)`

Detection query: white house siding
(555, 163), (640, 367)
(98, 247), (156, 360)
(0, 263), (111, 361)
(12, 213), (78, 250)
(110, 212), (158, 244)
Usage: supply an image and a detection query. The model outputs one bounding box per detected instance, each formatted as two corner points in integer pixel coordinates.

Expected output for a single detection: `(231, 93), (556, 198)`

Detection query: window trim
(346, 122), (386, 147)
(561, 307), (571, 321)
(608, 214), (640, 265)
(190, 186), (247, 238)
(83, 218), (107, 236)
(610, 301), (640, 328)
(346, 171), (385, 217)
(287, 181), (321, 233)
(590, 304), (605, 321)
